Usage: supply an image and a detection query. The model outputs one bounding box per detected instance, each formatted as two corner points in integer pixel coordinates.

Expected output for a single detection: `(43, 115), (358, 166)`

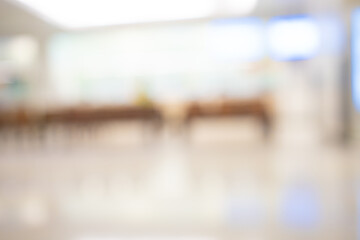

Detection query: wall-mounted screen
(267, 15), (321, 61)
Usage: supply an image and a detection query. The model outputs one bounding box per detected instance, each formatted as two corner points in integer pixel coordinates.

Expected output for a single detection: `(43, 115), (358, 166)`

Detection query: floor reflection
(0, 121), (358, 240)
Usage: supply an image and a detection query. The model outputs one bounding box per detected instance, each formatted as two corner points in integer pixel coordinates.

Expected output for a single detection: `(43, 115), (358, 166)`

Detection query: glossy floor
(0, 119), (359, 240)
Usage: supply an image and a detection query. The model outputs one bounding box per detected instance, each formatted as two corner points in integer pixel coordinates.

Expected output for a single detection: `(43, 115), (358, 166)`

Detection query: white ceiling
(0, 0), (351, 36)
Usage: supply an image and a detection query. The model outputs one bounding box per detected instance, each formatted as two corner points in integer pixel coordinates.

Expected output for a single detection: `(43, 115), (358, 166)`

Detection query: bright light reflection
(14, 0), (217, 29)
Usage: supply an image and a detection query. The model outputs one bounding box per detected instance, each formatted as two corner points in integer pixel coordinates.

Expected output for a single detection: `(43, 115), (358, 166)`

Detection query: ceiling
(0, 0), (56, 37)
(0, 0), (353, 37)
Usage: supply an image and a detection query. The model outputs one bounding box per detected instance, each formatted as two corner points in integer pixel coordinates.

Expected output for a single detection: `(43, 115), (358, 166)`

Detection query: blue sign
(352, 9), (360, 111)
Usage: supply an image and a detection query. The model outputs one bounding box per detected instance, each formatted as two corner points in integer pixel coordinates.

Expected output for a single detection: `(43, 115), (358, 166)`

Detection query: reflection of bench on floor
(184, 97), (273, 137)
